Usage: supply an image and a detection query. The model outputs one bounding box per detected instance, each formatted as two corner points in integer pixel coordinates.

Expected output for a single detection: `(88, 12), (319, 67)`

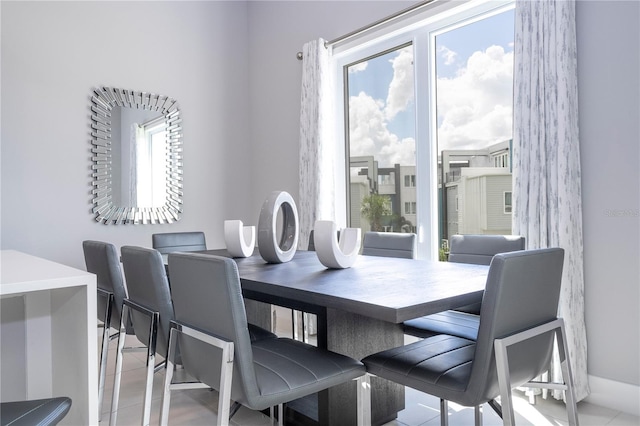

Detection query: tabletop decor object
(224, 220), (255, 258)
(257, 191), (299, 263)
(314, 220), (361, 269)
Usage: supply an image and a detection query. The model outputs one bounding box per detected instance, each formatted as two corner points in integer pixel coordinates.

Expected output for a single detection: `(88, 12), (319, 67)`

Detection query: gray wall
(576, 0), (640, 386)
(1, 1), (253, 267)
(1, 0), (638, 396)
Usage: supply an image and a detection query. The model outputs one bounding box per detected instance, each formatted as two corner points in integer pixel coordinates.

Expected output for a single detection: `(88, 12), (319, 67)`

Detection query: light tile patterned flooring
(98, 308), (638, 426)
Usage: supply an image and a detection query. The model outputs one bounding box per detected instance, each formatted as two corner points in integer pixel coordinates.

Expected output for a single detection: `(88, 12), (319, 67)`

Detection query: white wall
(576, 0), (640, 389)
(2, 0), (638, 411)
(1, 1), (253, 269)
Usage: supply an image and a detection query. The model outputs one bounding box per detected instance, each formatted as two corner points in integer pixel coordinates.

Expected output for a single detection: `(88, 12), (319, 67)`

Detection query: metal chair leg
(440, 399), (449, 426)
(556, 321), (579, 426)
(495, 318), (580, 426)
(161, 322), (234, 426)
(141, 315), (159, 426)
(109, 301), (159, 426)
(474, 404), (483, 426)
(109, 309), (128, 426)
(98, 291), (113, 422)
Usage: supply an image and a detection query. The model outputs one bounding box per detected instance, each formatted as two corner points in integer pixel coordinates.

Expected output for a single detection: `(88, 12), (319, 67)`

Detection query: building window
(405, 201), (416, 215)
(404, 174), (416, 187)
(504, 191), (512, 214)
(336, 1), (515, 258)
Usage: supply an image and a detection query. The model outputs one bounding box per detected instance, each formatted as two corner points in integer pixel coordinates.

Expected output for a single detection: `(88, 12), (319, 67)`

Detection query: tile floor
(98, 308), (638, 426)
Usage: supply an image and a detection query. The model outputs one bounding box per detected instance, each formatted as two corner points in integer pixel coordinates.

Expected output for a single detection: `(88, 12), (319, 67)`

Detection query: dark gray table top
(169, 249), (489, 324)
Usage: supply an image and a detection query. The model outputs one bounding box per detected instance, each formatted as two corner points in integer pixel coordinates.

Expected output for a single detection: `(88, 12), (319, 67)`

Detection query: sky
(347, 8), (515, 168)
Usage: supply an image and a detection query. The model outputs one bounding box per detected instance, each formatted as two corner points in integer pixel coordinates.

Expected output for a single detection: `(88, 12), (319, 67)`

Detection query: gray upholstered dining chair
(151, 231), (207, 254)
(110, 245), (175, 426)
(160, 252), (369, 426)
(363, 248), (579, 426)
(361, 231), (416, 259)
(403, 234), (525, 340)
(1, 397), (72, 426)
(82, 240), (134, 421)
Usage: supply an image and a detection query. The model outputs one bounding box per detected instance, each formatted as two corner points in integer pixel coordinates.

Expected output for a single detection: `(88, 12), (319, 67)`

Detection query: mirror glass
(90, 87), (183, 224)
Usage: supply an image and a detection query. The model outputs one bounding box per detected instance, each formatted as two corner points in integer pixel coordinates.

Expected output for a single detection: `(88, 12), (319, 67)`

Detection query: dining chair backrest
(448, 234), (525, 266)
(83, 240), (129, 331)
(120, 246), (175, 358)
(167, 253), (260, 406)
(152, 231), (206, 255)
(466, 247), (564, 404)
(362, 231), (416, 259)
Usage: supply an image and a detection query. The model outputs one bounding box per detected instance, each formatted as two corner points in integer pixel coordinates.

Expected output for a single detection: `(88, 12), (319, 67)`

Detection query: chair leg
(269, 404), (284, 426)
(141, 313), (159, 426)
(494, 336), (516, 426)
(98, 324), (109, 422)
(356, 374), (371, 426)
(160, 328), (177, 426)
(496, 319), (580, 426)
(440, 399), (449, 426)
(228, 402), (242, 420)
(217, 333), (234, 426)
(474, 405), (483, 426)
(109, 310), (128, 426)
(161, 323), (235, 426)
(556, 321), (579, 426)
(98, 294), (113, 422)
(488, 399), (502, 418)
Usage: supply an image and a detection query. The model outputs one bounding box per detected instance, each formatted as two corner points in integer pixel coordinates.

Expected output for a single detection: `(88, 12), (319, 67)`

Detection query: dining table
(166, 249), (489, 426)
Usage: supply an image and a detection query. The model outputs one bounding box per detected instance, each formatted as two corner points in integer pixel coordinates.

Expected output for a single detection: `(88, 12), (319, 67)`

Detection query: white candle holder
(314, 220), (361, 269)
(224, 220), (255, 258)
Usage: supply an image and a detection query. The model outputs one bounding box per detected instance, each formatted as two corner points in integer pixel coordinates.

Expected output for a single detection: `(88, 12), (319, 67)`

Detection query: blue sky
(347, 8), (515, 167)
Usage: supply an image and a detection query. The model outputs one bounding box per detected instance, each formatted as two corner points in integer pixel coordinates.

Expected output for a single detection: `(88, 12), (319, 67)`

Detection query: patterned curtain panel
(513, 0), (589, 401)
(298, 38), (335, 250)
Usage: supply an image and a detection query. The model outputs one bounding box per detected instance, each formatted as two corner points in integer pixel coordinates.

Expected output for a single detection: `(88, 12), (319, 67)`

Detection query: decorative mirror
(90, 86), (183, 224)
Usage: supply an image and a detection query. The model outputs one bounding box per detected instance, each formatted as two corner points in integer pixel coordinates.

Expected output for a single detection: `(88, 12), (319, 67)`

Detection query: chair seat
(363, 334), (480, 405)
(248, 337), (366, 410)
(1, 397), (72, 426)
(403, 310), (480, 340)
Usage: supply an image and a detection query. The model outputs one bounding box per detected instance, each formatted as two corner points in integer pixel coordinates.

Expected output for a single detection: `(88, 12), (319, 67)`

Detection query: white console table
(0, 250), (98, 425)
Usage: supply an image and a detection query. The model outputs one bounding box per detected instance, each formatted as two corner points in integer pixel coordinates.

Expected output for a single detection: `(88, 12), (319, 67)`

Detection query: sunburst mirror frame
(90, 86), (183, 224)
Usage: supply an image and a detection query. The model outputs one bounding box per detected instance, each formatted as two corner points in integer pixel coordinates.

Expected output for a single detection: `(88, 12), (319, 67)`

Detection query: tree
(361, 194), (391, 231)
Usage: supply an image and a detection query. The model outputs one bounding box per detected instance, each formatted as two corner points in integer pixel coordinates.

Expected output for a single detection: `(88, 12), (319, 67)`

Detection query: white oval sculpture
(314, 220), (361, 269)
(257, 191), (299, 263)
(224, 220), (255, 258)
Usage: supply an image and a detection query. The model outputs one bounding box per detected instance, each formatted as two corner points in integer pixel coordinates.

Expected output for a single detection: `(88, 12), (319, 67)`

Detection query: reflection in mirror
(90, 87), (183, 224)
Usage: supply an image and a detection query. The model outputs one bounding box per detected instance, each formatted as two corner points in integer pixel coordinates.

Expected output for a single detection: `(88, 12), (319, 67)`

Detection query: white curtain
(513, 0), (589, 401)
(298, 38), (335, 250)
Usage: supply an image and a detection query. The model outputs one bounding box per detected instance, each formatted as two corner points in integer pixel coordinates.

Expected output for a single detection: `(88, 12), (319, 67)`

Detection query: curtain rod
(297, 0), (436, 59)
(325, 0), (437, 47)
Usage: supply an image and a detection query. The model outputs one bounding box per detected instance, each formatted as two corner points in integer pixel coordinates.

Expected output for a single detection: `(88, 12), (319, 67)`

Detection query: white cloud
(348, 61), (368, 74)
(384, 47), (414, 121)
(436, 45), (513, 150)
(348, 44), (512, 167)
(349, 91), (415, 168)
(438, 45), (458, 65)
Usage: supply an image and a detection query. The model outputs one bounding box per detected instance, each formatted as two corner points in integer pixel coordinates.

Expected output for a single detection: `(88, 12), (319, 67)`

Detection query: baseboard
(585, 375), (640, 416)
